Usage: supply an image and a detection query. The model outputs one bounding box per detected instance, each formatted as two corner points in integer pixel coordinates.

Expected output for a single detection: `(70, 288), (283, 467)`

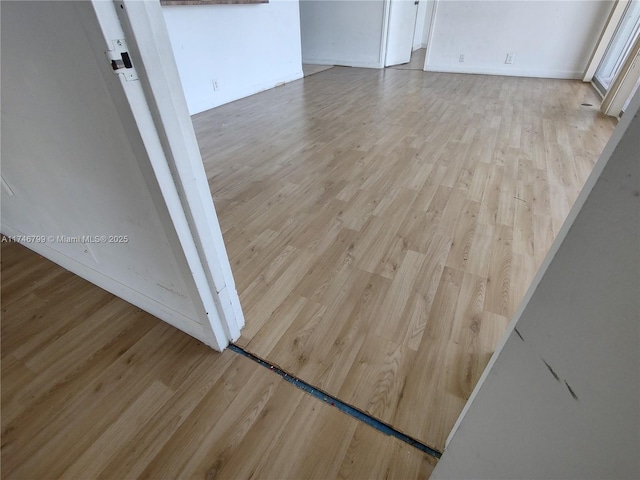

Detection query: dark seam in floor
(228, 343), (443, 460)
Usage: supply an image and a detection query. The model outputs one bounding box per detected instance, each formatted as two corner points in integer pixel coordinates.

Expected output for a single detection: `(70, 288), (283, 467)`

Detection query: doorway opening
(383, 0), (435, 72)
(384, 0), (421, 67)
(593, 0), (640, 95)
(387, 48), (426, 71)
(588, 0), (640, 117)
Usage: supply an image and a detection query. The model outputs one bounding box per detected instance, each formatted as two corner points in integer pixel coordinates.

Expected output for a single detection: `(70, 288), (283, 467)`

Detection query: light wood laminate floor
(390, 48), (427, 71)
(302, 64), (334, 77)
(0, 240), (436, 479)
(194, 68), (615, 450)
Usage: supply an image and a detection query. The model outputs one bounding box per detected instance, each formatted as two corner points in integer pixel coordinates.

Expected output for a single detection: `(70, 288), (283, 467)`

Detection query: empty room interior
(2, 0), (639, 479)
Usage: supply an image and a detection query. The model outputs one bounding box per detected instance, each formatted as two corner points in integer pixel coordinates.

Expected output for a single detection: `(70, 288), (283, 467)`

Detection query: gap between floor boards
(228, 343), (443, 460)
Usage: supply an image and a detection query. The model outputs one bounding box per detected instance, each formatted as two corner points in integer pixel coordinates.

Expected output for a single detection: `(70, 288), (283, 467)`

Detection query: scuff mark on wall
(541, 358), (580, 402)
(514, 328), (524, 342)
(564, 381), (579, 401)
(542, 359), (561, 383)
(156, 283), (188, 299)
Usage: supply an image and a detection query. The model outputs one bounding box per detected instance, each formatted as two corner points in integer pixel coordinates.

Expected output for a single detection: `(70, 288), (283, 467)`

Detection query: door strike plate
(105, 38), (138, 81)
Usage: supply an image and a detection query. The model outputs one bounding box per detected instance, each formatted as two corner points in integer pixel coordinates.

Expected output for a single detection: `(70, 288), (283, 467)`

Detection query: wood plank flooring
(1, 69), (616, 478)
(390, 48), (427, 71)
(0, 240), (436, 479)
(302, 64), (334, 78)
(193, 68), (615, 450)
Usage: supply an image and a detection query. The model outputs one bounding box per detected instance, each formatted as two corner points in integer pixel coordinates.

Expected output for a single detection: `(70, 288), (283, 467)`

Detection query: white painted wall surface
(1, 1), (222, 346)
(162, 0), (303, 115)
(413, 1), (427, 50)
(300, 0), (387, 68)
(432, 91), (640, 479)
(425, 1), (613, 79)
(421, 0), (436, 49)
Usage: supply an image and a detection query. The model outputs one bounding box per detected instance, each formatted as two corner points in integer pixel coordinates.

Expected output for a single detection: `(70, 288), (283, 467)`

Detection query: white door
(385, 0), (420, 66)
(1, 0), (243, 351)
(96, 0), (245, 348)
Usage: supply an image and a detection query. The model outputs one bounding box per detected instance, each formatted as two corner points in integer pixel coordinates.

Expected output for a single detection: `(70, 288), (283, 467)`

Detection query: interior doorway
(387, 48), (426, 71)
(587, 0), (640, 117)
(384, 0), (420, 67)
(593, 0), (640, 96)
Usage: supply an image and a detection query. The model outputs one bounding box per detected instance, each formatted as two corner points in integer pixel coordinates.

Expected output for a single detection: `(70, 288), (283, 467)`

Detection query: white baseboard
(424, 64), (582, 80)
(302, 57), (383, 69)
(189, 70), (304, 115)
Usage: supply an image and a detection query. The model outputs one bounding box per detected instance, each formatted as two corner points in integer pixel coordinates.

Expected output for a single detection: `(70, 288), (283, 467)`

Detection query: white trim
(84, 0), (244, 351)
(425, 64), (583, 80)
(602, 35), (640, 116)
(423, 0), (438, 71)
(111, 0), (246, 347)
(116, 0), (244, 341)
(583, 0), (630, 82)
(302, 58), (383, 69)
(379, 0), (392, 69)
(90, 0), (226, 350)
(382, 0), (421, 68)
(188, 70), (303, 115)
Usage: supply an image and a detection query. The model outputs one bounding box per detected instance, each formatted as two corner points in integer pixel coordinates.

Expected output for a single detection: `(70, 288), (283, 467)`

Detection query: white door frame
(382, 0), (421, 67)
(422, 0), (439, 71)
(90, 0), (244, 350)
(583, 0), (630, 82)
(602, 33), (640, 116)
(379, 0), (392, 68)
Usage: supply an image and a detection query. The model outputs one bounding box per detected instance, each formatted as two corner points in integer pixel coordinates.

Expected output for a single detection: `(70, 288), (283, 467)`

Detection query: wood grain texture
(193, 67), (615, 450)
(0, 64), (615, 475)
(0, 241), (436, 479)
(389, 48), (427, 71)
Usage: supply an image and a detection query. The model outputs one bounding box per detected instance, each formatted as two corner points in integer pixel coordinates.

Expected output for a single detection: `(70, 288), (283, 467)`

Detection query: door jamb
(379, 0), (391, 68)
(91, 0), (244, 350)
(602, 33), (640, 116)
(423, 0), (439, 71)
(584, 0), (630, 82)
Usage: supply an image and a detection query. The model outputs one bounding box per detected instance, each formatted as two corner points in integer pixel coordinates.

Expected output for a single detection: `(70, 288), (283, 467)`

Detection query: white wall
(300, 0), (387, 68)
(413, 0), (428, 50)
(1, 1), (222, 346)
(413, 0), (437, 50)
(421, 0), (436, 48)
(432, 90), (640, 479)
(425, 0), (613, 79)
(162, 0), (303, 115)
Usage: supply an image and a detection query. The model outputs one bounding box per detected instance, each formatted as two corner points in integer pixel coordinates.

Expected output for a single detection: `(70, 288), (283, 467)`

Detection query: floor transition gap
(228, 343), (443, 460)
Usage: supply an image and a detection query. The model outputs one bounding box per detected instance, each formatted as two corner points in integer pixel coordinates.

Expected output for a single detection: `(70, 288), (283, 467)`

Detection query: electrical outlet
(212, 80), (219, 91)
(459, 54), (465, 63)
(505, 53), (515, 65)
